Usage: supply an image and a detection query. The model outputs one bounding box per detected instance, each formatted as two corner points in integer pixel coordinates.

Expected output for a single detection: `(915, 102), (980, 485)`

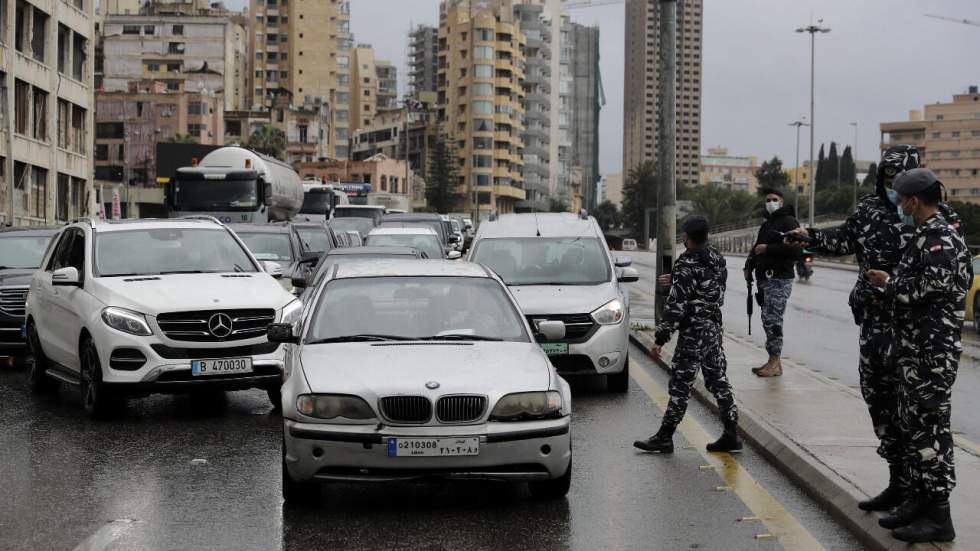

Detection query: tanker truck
(167, 146), (304, 223)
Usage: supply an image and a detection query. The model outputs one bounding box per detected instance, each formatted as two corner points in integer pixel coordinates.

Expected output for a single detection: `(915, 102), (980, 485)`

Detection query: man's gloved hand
(784, 228), (812, 250)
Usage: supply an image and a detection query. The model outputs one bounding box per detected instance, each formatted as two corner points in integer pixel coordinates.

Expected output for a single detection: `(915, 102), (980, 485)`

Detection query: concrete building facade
(100, 2), (248, 112)
(623, 0), (702, 187)
(1, 0), (96, 225)
(225, 94), (330, 164)
(351, 46), (379, 135)
(375, 60), (398, 111)
(598, 172), (624, 207)
(699, 147), (758, 194)
(514, 2), (550, 212)
(408, 24), (438, 96)
(881, 87), (980, 203)
(297, 155), (413, 211)
(569, 21), (600, 210)
(438, 0), (527, 219)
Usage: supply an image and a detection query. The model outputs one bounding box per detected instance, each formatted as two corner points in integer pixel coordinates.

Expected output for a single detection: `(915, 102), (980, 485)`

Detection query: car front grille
(156, 309), (276, 342)
(379, 396), (432, 423)
(526, 314), (597, 343)
(436, 395), (487, 423)
(0, 287), (29, 317)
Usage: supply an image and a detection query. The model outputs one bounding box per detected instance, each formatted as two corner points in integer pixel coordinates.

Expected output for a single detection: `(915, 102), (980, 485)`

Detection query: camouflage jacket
(655, 245), (727, 346)
(810, 195), (961, 321)
(886, 213), (971, 355)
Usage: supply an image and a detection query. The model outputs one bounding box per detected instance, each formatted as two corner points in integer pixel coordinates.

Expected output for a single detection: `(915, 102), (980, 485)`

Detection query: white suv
(25, 218), (301, 417)
(468, 212), (638, 392)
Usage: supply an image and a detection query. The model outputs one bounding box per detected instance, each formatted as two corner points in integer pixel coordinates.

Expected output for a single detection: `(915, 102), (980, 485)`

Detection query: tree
(840, 145), (856, 186)
(827, 141), (840, 187)
(621, 161), (657, 240)
(170, 133), (197, 144)
(246, 125), (286, 159)
(425, 133), (464, 213)
(755, 156), (790, 192)
(592, 200), (621, 231)
(950, 201), (980, 247)
(862, 162), (878, 188)
(548, 197), (570, 213)
(814, 144), (827, 189)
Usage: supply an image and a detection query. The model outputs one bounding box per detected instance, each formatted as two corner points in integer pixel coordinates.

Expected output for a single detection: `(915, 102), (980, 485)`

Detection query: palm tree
(246, 125), (287, 159)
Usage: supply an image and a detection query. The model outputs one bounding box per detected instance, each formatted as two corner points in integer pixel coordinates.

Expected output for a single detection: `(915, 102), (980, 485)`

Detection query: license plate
(387, 437), (480, 457)
(540, 342), (569, 356)
(191, 357), (253, 376)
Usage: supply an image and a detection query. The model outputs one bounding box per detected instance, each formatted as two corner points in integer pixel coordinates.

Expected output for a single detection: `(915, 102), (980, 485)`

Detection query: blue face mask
(897, 202), (915, 226)
(886, 189), (898, 205)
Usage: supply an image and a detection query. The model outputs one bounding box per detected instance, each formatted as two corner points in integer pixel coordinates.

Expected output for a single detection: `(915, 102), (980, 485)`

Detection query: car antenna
(534, 210), (541, 237)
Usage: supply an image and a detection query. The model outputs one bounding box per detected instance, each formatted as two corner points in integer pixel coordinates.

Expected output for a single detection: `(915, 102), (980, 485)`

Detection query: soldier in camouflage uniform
(789, 145), (961, 514)
(866, 168), (969, 543)
(634, 216), (741, 454)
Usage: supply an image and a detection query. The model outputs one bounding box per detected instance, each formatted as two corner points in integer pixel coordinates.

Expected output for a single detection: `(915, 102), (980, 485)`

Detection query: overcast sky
(223, 0), (980, 175)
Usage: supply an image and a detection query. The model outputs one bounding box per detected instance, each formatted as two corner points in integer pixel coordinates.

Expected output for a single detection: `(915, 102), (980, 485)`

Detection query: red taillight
(804, 256), (813, 264)
(245, 159), (252, 169)
(191, 157), (198, 167)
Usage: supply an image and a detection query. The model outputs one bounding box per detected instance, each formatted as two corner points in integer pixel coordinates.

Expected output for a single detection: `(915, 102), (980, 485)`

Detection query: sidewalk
(630, 329), (979, 551)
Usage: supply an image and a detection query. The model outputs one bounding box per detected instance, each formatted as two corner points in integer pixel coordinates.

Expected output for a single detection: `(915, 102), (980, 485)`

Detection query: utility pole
(850, 121), (858, 208)
(796, 21), (830, 228)
(654, 0), (677, 319)
(789, 119), (808, 216)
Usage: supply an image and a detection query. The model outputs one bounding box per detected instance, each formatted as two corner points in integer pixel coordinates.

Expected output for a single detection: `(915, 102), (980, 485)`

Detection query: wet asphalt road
(628, 251), (980, 445)
(0, 345), (858, 550)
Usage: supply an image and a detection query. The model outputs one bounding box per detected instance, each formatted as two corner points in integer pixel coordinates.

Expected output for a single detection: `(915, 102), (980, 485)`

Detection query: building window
(952, 131), (961, 138)
(336, 92), (349, 104)
(143, 25), (155, 35)
(187, 123), (205, 136)
(473, 46), (493, 59)
(299, 126), (308, 143)
(96, 122), (124, 139)
(187, 102), (203, 115)
(56, 173), (69, 222)
(94, 144), (109, 161)
(337, 55), (350, 68)
(472, 101), (492, 115)
(338, 74), (350, 86)
(474, 64), (493, 79)
(932, 132), (940, 139)
(336, 110), (349, 122)
(475, 28), (494, 41)
(168, 42), (185, 54)
(30, 7), (47, 63)
(173, 24), (183, 35)
(122, 25), (140, 35)
(255, 69), (263, 79)
(32, 87), (47, 141)
(72, 32), (86, 81)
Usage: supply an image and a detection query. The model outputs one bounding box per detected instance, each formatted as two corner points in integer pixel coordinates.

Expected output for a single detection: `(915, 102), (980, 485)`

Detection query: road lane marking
(72, 519), (138, 551)
(630, 360), (826, 551)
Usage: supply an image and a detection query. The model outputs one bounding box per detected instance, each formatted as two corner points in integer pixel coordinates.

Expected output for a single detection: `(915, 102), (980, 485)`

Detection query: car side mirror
(447, 250), (462, 260)
(52, 266), (81, 287)
(615, 256), (633, 268)
(291, 275), (308, 289)
(449, 234), (461, 244)
(299, 251), (320, 263)
(267, 323), (298, 344)
(261, 261), (284, 279)
(535, 320), (566, 342)
(618, 267), (639, 283)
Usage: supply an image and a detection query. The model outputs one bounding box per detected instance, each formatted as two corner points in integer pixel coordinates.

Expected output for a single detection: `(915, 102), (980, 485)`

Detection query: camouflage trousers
(661, 324), (738, 434)
(897, 350), (959, 500)
(761, 278), (793, 357)
(858, 309), (905, 467)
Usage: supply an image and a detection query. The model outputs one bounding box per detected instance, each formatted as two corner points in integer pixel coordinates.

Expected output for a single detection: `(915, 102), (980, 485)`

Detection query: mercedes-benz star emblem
(208, 313), (233, 338)
(425, 381), (440, 390)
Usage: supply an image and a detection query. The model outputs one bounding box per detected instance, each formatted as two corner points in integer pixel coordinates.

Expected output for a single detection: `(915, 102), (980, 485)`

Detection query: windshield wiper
(422, 334), (504, 341)
(306, 334), (418, 344)
(159, 270), (212, 275)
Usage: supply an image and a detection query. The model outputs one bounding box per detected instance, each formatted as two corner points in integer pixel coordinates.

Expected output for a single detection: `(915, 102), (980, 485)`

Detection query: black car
(228, 223), (338, 291)
(378, 213), (458, 250)
(0, 227), (59, 361)
(292, 246), (425, 300)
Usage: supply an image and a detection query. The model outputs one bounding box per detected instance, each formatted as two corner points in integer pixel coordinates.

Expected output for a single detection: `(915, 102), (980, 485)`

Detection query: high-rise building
(569, 22), (601, 210)
(1, 0), (96, 225)
(438, 0), (526, 218)
(514, 3), (551, 212)
(351, 46), (379, 134)
(376, 61), (398, 111)
(623, 0), (702, 187)
(880, 87), (980, 203)
(408, 24), (439, 96)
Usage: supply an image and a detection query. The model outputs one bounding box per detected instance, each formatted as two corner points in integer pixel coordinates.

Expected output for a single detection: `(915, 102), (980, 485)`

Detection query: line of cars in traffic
(4, 208), (635, 502)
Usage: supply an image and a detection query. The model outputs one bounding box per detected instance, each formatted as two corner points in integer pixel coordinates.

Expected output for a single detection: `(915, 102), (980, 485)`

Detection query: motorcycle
(796, 250), (814, 282)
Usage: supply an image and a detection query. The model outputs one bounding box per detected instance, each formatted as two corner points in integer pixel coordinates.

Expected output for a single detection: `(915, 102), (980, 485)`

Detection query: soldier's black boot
(858, 465), (906, 511)
(633, 427), (674, 454)
(878, 495), (927, 529)
(892, 500), (955, 543)
(706, 421), (742, 453)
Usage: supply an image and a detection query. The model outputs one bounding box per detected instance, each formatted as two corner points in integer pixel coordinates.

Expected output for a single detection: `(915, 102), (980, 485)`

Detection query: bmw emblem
(425, 381), (440, 390)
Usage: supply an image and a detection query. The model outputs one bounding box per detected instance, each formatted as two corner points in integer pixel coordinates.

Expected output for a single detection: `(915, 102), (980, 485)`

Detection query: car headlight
(102, 307), (153, 336)
(296, 394), (377, 420)
(490, 391), (562, 421)
(591, 298), (625, 325)
(280, 299), (303, 325)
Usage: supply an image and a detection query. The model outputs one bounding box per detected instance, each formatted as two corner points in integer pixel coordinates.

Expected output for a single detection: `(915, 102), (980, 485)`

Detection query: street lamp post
(788, 119), (808, 216)
(850, 121), (858, 208)
(796, 21), (831, 228)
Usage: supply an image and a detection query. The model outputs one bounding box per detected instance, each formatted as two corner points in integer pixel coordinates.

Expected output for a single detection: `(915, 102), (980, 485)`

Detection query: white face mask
(765, 200), (782, 214)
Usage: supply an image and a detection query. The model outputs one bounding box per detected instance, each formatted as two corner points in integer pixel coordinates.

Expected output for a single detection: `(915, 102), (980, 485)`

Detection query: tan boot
(755, 357), (783, 377)
(752, 355), (776, 375)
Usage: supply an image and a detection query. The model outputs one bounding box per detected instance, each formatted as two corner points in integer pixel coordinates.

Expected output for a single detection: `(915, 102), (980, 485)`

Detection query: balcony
(494, 183), (526, 201)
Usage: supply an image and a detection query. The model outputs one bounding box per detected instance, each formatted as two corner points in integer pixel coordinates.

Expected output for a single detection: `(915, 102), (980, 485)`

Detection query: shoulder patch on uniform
(929, 244), (943, 253)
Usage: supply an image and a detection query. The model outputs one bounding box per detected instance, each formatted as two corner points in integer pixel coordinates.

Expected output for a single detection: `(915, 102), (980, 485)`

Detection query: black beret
(893, 168), (940, 196)
(761, 187), (784, 198)
(682, 215), (710, 235)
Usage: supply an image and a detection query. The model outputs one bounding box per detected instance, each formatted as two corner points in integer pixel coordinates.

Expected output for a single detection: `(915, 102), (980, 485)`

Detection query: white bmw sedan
(269, 260), (572, 502)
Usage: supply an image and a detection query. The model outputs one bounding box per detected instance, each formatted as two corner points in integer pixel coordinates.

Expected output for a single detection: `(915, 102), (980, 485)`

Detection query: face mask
(765, 201), (781, 214)
(886, 189), (898, 205)
(897, 200), (915, 226)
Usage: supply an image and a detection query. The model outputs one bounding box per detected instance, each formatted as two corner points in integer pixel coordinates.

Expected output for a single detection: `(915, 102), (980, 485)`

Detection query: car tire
(975, 295), (980, 336)
(282, 438), (319, 504)
(528, 459), (571, 500)
(80, 338), (119, 419)
(27, 322), (58, 395)
(607, 357), (630, 393)
(267, 386), (283, 410)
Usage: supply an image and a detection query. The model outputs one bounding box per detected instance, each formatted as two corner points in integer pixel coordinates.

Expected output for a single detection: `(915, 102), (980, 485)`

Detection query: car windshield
(95, 228), (258, 276)
(333, 207), (382, 222)
(451, 220), (461, 232)
(0, 235), (54, 269)
(364, 234), (441, 259)
(379, 220), (444, 241)
(295, 227), (332, 253)
(236, 232), (293, 262)
(307, 276), (528, 342)
(471, 237), (611, 285)
(300, 191), (333, 215)
(328, 217), (376, 237)
(173, 178), (259, 211)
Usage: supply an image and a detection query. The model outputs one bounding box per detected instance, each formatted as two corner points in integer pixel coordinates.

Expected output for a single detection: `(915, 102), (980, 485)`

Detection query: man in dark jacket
(744, 188), (799, 377)
(634, 216), (741, 454)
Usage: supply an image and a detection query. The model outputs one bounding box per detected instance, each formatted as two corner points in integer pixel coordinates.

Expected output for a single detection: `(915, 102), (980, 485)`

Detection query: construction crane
(563, 0), (625, 10)
(924, 14), (980, 27)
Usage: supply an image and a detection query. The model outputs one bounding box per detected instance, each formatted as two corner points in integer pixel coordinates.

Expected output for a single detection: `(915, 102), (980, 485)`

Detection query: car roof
(325, 246), (420, 256)
(383, 213), (442, 221)
(227, 223), (291, 234)
(367, 227), (438, 235)
(334, 259), (489, 279)
(335, 204), (385, 210)
(89, 218), (228, 233)
(0, 226), (59, 236)
(477, 213), (598, 239)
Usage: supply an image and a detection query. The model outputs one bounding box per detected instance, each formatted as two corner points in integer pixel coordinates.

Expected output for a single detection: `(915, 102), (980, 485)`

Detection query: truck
(167, 146), (304, 223)
(295, 179), (349, 223)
